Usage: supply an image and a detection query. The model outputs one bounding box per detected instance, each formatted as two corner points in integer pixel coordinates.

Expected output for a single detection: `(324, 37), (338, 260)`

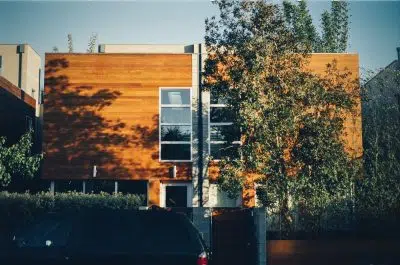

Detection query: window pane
(210, 143), (239, 160)
(85, 180), (115, 194)
(161, 144), (191, 160)
(161, 107), (191, 124)
(210, 89), (227, 104)
(161, 125), (191, 141)
(210, 125), (240, 142)
(161, 89), (190, 105)
(117, 180), (147, 197)
(55, 180), (82, 193)
(210, 107), (233, 123)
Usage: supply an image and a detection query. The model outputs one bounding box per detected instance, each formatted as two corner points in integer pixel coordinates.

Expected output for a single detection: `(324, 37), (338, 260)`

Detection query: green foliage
(320, 10), (335, 52)
(0, 191), (145, 232)
(87, 32), (98, 53)
(283, 0), (320, 52)
(67, 33), (73, 53)
(357, 67), (400, 218)
(0, 129), (42, 187)
(52, 46), (59, 53)
(204, 0), (358, 231)
(320, 1), (349, 52)
(216, 158), (245, 199)
(282, 0), (349, 53)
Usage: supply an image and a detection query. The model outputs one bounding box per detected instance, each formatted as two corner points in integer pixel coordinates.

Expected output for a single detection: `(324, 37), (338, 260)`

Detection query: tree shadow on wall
(44, 58), (138, 179)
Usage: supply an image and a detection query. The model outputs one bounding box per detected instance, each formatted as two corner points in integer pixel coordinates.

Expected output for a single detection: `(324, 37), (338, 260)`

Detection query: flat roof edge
(45, 53), (194, 55)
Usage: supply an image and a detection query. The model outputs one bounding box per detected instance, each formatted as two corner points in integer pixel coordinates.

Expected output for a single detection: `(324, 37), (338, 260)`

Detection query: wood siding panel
(307, 54), (362, 159)
(43, 54), (192, 181)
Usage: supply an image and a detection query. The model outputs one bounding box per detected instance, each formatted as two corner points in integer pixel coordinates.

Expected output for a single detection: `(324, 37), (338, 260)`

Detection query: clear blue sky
(0, 1), (399, 72)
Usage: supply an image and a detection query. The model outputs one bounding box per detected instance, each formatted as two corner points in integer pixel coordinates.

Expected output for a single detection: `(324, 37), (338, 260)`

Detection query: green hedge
(0, 191), (145, 234)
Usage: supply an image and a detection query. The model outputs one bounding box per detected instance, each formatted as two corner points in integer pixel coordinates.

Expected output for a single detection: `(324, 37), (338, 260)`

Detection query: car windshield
(15, 214), (73, 248)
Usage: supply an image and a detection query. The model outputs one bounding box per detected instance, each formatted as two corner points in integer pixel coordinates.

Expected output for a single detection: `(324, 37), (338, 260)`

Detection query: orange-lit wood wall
(306, 54), (362, 159)
(208, 54), (362, 207)
(43, 54), (193, 205)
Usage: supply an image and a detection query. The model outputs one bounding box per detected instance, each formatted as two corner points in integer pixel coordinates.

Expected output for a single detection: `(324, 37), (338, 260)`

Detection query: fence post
(254, 208), (267, 265)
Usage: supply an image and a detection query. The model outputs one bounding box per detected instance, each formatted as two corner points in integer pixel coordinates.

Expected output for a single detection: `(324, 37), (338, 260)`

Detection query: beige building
(0, 44), (41, 117)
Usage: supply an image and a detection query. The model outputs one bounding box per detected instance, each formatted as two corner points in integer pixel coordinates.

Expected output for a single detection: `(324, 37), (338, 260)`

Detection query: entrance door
(160, 183), (192, 207)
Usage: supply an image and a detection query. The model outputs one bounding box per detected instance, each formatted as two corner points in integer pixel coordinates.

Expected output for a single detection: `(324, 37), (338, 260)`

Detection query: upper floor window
(160, 88), (192, 161)
(209, 90), (240, 160)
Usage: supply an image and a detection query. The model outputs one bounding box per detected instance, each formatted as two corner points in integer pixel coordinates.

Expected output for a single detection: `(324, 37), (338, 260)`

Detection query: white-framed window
(209, 90), (240, 161)
(160, 182), (193, 207)
(159, 87), (192, 162)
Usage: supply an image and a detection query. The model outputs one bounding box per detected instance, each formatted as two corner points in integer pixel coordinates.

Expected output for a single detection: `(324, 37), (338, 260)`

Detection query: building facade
(43, 44), (362, 207)
(0, 44), (41, 116)
(0, 75), (36, 145)
(0, 44), (42, 150)
(362, 47), (400, 190)
(0, 44), (42, 191)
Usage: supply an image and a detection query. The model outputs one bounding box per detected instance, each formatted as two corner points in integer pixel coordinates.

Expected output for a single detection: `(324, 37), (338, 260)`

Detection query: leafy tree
(0, 129), (42, 187)
(320, 1), (349, 52)
(283, 0), (321, 52)
(52, 46), (59, 53)
(204, 0), (358, 232)
(87, 33), (98, 53)
(67, 33), (74, 53)
(358, 67), (400, 220)
(282, 0), (349, 53)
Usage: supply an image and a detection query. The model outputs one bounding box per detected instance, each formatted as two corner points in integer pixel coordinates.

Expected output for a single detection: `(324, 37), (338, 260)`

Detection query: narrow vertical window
(0, 56), (3, 74)
(209, 90), (240, 160)
(25, 116), (33, 131)
(160, 88), (192, 161)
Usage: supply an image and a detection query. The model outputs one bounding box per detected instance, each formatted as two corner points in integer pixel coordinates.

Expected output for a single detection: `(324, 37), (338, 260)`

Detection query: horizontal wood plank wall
(306, 54), (362, 159)
(43, 54), (192, 182)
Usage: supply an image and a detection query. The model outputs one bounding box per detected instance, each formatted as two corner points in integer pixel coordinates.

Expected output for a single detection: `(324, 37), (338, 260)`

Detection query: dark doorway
(165, 186), (187, 207)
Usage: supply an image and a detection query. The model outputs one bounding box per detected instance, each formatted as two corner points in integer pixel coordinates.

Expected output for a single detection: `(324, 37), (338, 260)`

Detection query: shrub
(0, 191), (145, 235)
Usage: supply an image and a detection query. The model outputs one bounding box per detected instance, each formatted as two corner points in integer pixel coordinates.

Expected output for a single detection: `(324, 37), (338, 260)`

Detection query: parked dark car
(1, 208), (209, 265)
